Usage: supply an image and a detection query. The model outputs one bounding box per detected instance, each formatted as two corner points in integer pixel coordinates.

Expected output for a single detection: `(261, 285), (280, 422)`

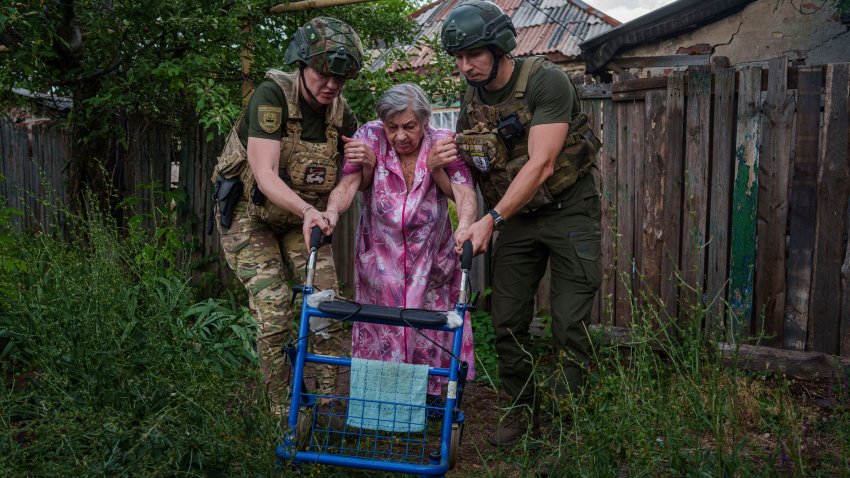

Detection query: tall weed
(0, 197), (278, 476)
(481, 278), (850, 477)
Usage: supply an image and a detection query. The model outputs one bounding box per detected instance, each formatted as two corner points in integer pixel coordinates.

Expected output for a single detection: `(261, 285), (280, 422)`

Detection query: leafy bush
(0, 199), (278, 476)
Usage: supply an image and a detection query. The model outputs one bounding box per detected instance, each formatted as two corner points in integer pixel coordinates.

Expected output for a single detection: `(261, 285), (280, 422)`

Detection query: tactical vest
(212, 69), (345, 231)
(458, 56), (599, 212)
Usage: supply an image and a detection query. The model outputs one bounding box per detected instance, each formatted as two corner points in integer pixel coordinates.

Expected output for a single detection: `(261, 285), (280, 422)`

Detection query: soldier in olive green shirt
(213, 17), (364, 417)
(441, 0), (602, 449)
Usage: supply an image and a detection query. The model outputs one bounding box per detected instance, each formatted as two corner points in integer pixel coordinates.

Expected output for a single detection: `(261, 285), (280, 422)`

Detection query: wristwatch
(488, 209), (506, 231)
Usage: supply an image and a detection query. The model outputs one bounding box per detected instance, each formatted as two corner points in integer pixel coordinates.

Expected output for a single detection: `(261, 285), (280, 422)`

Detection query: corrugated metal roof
(394, 0), (620, 70)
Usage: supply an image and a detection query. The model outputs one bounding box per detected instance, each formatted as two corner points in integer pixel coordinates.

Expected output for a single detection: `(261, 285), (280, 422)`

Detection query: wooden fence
(573, 58), (850, 357)
(0, 121), (68, 231)
(2, 57), (848, 358)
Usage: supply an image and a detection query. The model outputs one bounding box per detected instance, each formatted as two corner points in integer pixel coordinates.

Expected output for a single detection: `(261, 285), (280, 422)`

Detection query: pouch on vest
(213, 122), (248, 181)
(240, 170), (303, 232)
(246, 194), (301, 232)
(286, 150), (339, 194)
(546, 113), (600, 199)
(456, 122), (508, 174)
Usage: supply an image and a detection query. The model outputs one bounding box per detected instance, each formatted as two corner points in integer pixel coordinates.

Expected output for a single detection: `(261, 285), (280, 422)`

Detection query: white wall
(618, 0), (850, 73)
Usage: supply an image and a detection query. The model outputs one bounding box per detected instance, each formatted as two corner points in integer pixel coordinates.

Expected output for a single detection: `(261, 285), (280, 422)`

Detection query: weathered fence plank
(728, 66), (762, 338)
(755, 57), (794, 347)
(599, 98), (618, 325)
(30, 126), (46, 228)
(706, 68), (735, 334)
(179, 117), (206, 284)
(583, 98), (605, 324)
(810, 63), (850, 355)
(203, 134), (227, 282)
(660, 73), (685, 317)
(681, 66), (712, 318)
(0, 123), (7, 200)
(20, 125), (39, 231)
(615, 94), (635, 325)
(2, 123), (29, 230)
(640, 90), (666, 305)
(630, 99), (646, 307)
(784, 66), (822, 351)
(842, 234), (850, 357)
(333, 195), (362, 298)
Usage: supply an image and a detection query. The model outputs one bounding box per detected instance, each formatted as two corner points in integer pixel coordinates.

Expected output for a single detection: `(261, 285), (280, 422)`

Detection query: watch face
(489, 209), (504, 230)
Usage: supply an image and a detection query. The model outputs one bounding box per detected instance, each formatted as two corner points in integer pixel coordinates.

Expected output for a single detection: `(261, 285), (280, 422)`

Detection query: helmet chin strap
(465, 47), (503, 89)
(299, 66), (322, 106)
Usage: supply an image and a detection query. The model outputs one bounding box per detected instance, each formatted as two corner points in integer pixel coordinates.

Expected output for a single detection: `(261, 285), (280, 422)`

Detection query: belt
(539, 191), (599, 211)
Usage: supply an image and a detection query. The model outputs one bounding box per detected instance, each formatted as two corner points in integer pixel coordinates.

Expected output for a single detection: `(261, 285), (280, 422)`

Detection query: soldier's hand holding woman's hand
(322, 207), (340, 232)
(342, 135), (376, 170)
(301, 204), (331, 251)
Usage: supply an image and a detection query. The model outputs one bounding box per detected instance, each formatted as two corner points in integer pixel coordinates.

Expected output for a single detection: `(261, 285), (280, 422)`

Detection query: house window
(429, 109), (459, 130)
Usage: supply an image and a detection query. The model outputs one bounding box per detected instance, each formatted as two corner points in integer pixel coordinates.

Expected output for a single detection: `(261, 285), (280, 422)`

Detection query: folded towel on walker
(347, 358), (429, 432)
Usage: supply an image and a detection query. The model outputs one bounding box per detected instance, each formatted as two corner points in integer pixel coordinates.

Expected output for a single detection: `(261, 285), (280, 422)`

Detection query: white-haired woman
(323, 83), (477, 415)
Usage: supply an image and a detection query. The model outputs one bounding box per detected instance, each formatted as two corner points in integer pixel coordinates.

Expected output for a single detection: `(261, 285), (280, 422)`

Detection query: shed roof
(579, 0), (756, 73)
(391, 0), (619, 70)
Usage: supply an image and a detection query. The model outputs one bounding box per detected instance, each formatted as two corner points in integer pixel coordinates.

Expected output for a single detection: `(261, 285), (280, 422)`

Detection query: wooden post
(728, 66), (762, 339)
(809, 63), (850, 355)
(784, 66), (823, 351)
(706, 68), (735, 335)
(755, 57), (793, 347)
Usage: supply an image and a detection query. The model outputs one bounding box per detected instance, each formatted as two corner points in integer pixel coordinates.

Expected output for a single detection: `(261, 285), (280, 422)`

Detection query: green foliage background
(0, 0), (461, 138)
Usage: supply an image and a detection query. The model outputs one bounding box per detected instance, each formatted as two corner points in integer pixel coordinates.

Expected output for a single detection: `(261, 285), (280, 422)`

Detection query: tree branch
(268, 0), (380, 14)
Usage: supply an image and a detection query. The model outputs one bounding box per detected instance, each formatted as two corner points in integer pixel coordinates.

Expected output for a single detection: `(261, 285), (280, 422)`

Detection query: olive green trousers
(490, 194), (602, 409)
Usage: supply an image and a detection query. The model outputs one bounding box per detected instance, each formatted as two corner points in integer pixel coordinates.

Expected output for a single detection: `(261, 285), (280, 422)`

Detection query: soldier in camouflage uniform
(212, 17), (363, 414)
(440, 0), (602, 447)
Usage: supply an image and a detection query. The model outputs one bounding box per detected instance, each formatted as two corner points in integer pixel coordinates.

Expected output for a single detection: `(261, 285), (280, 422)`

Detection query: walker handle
(460, 240), (473, 271)
(310, 226), (323, 251)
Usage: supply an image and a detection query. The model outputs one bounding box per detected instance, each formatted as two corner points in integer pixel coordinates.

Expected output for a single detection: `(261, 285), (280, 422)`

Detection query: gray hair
(375, 83), (431, 125)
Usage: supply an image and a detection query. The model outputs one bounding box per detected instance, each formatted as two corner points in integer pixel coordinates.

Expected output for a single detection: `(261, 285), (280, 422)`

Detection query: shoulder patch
(258, 105), (282, 134)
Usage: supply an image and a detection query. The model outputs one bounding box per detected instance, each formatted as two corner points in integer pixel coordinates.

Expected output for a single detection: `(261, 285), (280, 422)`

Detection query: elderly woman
(323, 83), (477, 405)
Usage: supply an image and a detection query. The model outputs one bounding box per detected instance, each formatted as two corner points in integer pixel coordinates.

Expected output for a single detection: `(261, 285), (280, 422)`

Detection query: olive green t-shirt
(236, 79), (357, 152)
(457, 57), (597, 204)
(456, 57), (580, 132)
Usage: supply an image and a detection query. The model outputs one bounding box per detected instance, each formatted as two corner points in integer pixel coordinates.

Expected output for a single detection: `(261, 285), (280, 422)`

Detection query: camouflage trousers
(218, 200), (347, 409)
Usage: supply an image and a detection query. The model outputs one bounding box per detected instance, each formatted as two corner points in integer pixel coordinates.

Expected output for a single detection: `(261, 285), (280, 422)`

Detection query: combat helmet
(285, 17), (364, 79)
(441, 0), (516, 55)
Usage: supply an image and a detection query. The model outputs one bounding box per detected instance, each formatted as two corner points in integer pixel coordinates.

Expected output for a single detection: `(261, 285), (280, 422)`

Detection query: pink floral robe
(341, 121), (476, 394)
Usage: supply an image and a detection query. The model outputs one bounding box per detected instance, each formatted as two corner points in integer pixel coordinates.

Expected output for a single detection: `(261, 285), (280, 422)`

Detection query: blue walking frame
(276, 230), (473, 478)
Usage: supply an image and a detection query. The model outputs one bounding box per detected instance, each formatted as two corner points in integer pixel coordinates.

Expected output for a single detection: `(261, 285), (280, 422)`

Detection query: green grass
(2, 193), (848, 477)
(471, 283), (850, 477)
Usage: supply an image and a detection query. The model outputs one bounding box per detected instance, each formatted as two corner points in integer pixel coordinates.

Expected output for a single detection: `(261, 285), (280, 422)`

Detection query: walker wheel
(449, 422), (463, 470)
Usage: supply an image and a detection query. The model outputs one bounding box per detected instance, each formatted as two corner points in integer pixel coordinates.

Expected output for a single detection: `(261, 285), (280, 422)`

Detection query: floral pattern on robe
(341, 121), (476, 394)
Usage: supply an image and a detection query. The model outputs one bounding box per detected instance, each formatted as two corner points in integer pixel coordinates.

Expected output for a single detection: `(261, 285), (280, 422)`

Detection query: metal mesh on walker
(299, 360), (446, 465)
